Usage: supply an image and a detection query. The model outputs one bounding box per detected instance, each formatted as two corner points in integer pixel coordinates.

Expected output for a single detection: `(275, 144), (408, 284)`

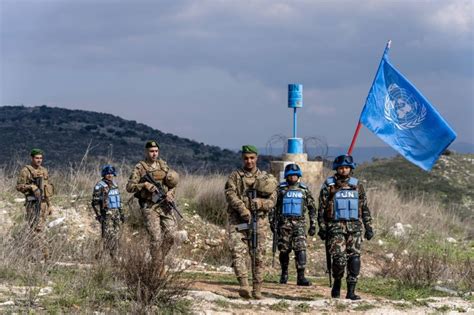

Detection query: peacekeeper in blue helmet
(91, 165), (125, 259)
(270, 163), (317, 286)
(317, 155), (374, 300)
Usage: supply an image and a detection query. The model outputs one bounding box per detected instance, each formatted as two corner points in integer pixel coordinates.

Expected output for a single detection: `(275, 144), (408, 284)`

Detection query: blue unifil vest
(280, 183), (304, 217)
(96, 180), (121, 209)
(326, 177), (359, 221)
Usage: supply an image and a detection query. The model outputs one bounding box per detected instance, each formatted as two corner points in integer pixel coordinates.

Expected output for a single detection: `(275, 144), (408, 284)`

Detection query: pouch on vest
(334, 190), (359, 220)
(44, 183), (54, 198)
(108, 187), (121, 209)
(282, 190), (304, 217)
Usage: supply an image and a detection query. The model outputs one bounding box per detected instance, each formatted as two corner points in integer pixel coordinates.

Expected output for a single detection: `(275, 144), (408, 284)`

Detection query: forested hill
(0, 105), (243, 172)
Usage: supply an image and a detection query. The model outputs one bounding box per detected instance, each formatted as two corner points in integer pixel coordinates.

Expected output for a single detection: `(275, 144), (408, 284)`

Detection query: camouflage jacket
(16, 165), (53, 200)
(317, 174), (372, 230)
(126, 159), (176, 201)
(271, 181), (317, 227)
(225, 168), (277, 225)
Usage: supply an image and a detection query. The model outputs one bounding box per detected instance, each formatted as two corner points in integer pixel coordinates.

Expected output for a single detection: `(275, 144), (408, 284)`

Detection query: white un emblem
(384, 83), (427, 130)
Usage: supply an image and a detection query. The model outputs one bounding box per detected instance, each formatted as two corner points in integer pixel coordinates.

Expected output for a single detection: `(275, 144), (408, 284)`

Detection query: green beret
(145, 140), (160, 149)
(242, 145), (258, 155)
(30, 148), (43, 156)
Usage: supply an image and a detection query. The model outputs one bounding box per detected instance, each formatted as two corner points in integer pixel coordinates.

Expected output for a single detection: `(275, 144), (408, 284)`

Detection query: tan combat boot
(238, 277), (251, 299)
(252, 282), (263, 300)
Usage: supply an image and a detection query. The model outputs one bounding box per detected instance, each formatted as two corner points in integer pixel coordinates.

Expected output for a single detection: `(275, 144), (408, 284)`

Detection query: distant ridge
(0, 105), (242, 172)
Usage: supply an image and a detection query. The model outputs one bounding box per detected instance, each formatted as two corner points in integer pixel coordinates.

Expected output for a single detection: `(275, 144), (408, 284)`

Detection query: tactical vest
(137, 160), (170, 201)
(97, 180), (121, 209)
(25, 165), (54, 198)
(279, 183), (305, 217)
(326, 176), (359, 221)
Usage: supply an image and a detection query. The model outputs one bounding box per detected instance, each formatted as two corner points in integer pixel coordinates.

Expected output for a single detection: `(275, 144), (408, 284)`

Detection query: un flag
(360, 45), (456, 171)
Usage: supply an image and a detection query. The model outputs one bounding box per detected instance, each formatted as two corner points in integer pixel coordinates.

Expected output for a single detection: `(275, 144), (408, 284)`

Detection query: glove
(317, 229), (327, 241)
(253, 198), (264, 210)
(143, 182), (156, 192)
(241, 208), (251, 223)
(95, 215), (102, 222)
(364, 226), (374, 240)
(32, 186), (41, 199)
(308, 225), (316, 236)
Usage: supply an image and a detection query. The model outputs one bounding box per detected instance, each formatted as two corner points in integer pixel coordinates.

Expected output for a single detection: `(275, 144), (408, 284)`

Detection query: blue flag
(360, 42), (456, 171)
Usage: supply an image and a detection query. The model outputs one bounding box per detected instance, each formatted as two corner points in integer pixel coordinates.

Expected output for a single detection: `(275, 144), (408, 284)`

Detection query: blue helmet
(332, 155), (356, 170)
(284, 163), (302, 178)
(101, 164), (117, 177)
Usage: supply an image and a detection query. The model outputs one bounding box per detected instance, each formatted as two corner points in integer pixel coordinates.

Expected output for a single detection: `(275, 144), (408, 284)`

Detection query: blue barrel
(288, 138), (303, 154)
(288, 84), (303, 108)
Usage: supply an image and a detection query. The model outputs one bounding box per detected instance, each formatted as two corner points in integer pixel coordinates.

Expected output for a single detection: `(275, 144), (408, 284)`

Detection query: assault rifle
(271, 209), (279, 268)
(139, 173), (183, 219)
(325, 234), (332, 287)
(235, 189), (258, 274)
(31, 176), (44, 227)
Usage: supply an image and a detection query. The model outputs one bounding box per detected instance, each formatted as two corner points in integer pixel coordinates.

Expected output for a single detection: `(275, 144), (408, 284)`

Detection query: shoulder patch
(348, 177), (358, 186)
(298, 182), (308, 189)
(279, 182), (288, 188)
(325, 176), (336, 186)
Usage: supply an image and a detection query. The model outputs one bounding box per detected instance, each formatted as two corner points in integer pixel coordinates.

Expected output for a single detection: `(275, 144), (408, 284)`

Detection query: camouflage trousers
(228, 217), (268, 285)
(100, 209), (122, 258)
(141, 204), (177, 266)
(25, 200), (50, 259)
(277, 218), (307, 253)
(328, 221), (362, 281)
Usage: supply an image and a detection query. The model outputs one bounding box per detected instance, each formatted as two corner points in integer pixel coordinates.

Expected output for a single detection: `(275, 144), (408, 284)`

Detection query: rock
(433, 286), (458, 296)
(446, 237), (457, 243)
(0, 301), (14, 306)
(385, 253), (395, 261)
(389, 223), (406, 238)
(175, 230), (189, 243)
(402, 249), (409, 255)
(47, 217), (66, 228)
(377, 239), (384, 246)
(14, 198), (24, 203)
(38, 286), (53, 296)
(216, 266), (233, 273)
(205, 239), (221, 247)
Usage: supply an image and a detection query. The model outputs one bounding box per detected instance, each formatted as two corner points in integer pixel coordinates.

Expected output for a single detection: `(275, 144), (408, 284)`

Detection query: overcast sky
(1, 0), (472, 150)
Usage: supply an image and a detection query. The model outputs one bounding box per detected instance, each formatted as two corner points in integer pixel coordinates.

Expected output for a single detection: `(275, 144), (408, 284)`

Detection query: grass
(295, 302), (311, 312)
(353, 303), (377, 311)
(269, 300), (290, 312)
(358, 277), (450, 301)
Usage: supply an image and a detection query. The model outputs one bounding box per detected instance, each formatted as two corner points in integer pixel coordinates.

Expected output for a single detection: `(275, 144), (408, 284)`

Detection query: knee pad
(347, 255), (361, 278)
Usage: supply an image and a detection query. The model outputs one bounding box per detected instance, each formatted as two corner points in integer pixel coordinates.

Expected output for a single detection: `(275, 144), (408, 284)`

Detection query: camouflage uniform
(92, 179), (123, 258)
(271, 181), (316, 285)
(225, 168), (277, 298)
(126, 159), (177, 266)
(318, 173), (373, 298)
(16, 164), (54, 258)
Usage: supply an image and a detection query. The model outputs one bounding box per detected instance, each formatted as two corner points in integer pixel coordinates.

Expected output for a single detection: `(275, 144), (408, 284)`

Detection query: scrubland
(0, 154), (472, 313)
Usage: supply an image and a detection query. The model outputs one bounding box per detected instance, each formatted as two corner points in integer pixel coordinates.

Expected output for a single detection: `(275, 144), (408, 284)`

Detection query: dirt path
(185, 271), (473, 314)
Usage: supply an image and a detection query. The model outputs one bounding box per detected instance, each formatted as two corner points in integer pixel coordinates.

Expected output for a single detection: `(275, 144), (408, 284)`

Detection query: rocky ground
(0, 196), (472, 314)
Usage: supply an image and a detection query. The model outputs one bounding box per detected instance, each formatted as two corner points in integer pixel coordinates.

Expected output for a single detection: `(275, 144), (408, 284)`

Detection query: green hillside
(355, 153), (474, 220)
(0, 105), (244, 172)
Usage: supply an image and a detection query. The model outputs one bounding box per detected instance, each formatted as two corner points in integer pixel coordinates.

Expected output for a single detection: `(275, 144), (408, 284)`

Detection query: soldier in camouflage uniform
(270, 163), (316, 286)
(317, 154), (374, 300)
(91, 165), (124, 259)
(126, 140), (179, 268)
(16, 148), (54, 259)
(225, 145), (278, 299)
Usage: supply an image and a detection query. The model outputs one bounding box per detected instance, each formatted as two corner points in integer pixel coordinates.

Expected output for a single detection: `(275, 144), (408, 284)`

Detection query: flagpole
(346, 40), (392, 156)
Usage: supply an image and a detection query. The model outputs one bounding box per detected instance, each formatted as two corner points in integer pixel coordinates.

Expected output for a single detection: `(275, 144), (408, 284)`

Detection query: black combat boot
(331, 278), (342, 298)
(279, 252), (289, 284)
(346, 282), (361, 300)
(346, 256), (361, 300)
(295, 251), (311, 286)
